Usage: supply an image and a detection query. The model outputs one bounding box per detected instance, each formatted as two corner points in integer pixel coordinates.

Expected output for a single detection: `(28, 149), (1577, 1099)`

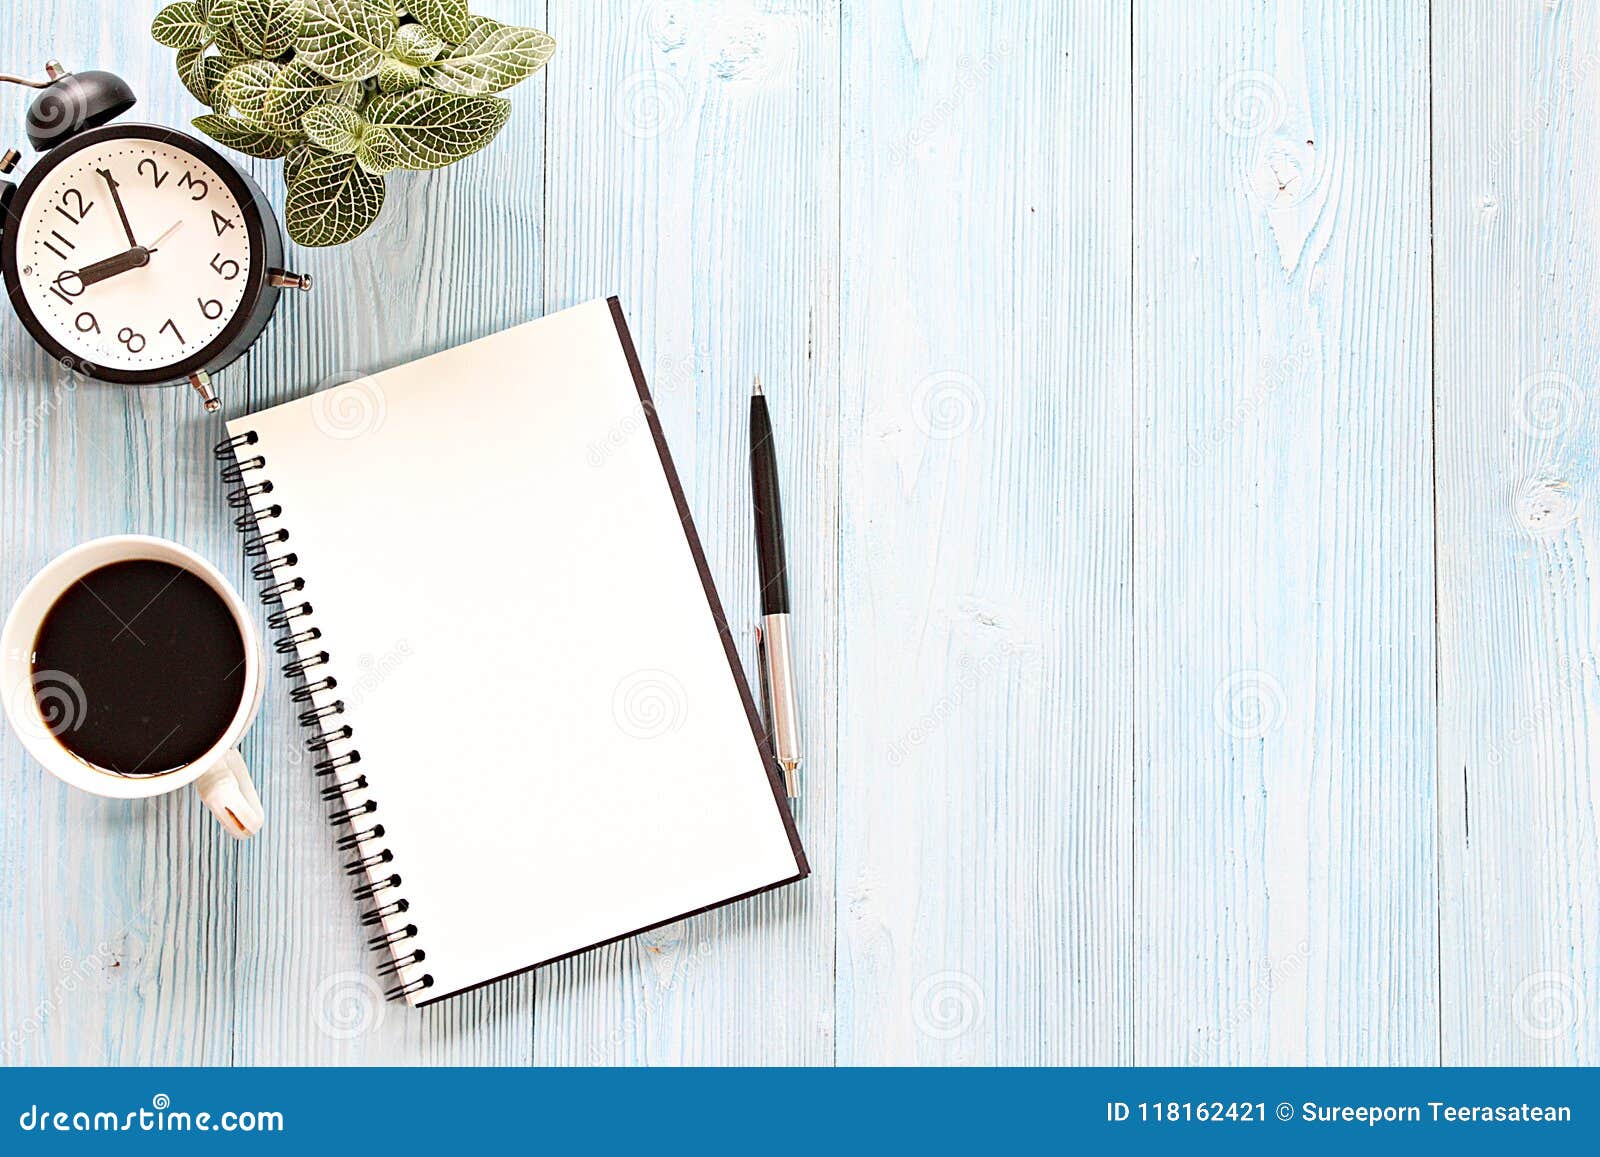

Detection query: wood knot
(1514, 473), (1579, 535)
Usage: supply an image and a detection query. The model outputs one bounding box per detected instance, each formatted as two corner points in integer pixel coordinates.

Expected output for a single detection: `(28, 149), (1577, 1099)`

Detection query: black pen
(751, 376), (800, 797)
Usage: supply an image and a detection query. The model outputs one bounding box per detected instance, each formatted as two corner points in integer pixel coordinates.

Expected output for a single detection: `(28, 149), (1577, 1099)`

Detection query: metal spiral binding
(215, 431), (435, 1002)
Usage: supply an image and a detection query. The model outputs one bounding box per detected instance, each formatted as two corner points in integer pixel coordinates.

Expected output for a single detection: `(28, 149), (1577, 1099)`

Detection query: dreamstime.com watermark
(1187, 938), (1311, 1063)
(612, 668), (690, 739)
(1483, 651), (1596, 766)
(886, 640), (1019, 767)
(310, 370), (387, 441)
(1186, 339), (1315, 466)
(586, 934), (718, 1062)
(1513, 970), (1588, 1043)
(1, 379), (77, 462)
(887, 42), (1011, 166)
(1513, 369), (1584, 440)
(0, 942), (113, 1063)
(587, 353), (706, 468)
(912, 970), (987, 1041)
(1489, 46), (1600, 167)
(16, 1094), (282, 1135)
(314, 971), (389, 1041)
(1212, 668), (1287, 740)
(0, 900), (157, 1063)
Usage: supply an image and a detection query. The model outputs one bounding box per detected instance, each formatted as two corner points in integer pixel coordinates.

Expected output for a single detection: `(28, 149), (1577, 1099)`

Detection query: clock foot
(268, 269), (313, 292)
(188, 370), (220, 413)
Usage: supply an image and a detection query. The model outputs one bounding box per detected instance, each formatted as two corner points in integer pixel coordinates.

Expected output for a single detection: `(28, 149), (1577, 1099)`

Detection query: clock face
(8, 132), (259, 377)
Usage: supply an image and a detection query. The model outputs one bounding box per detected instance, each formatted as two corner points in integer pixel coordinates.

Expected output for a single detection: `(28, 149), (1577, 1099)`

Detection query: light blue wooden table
(2, 0), (1597, 1066)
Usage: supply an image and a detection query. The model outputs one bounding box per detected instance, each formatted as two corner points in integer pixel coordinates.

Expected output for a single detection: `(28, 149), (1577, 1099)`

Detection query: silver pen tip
(752, 374), (763, 397)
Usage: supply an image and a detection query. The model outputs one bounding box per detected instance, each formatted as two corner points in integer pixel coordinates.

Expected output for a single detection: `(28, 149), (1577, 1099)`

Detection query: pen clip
(754, 621), (773, 739)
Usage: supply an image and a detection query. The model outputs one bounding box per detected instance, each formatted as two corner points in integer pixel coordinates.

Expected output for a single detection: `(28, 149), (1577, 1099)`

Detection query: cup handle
(194, 749), (264, 839)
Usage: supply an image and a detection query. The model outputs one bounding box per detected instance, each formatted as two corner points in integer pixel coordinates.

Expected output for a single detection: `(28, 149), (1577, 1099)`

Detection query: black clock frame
(0, 123), (284, 388)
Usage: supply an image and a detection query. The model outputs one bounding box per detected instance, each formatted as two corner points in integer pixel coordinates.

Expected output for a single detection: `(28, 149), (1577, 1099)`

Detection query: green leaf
(220, 60), (280, 124)
(208, 0), (242, 30)
(153, 2), (212, 49)
(231, 0), (306, 58)
(394, 22), (444, 65)
(423, 17), (554, 96)
(286, 151), (385, 246)
(302, 103), (363, 153)
(406, 0), (467, 45)
(214, 23), (254, 66)
(355, 125), (402, 173)
(193, 112), (291, 158)
(364, 89), (510, 170)
(285, 139), (326, 182)
(297, 0), (396, 81)
(176, 48), (229, 106)
(377, 57), (421, 93)
(262, 61), (360, 132)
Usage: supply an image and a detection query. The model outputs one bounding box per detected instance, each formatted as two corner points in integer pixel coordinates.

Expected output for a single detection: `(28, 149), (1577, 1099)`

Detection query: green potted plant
(151, 0), (554, 246)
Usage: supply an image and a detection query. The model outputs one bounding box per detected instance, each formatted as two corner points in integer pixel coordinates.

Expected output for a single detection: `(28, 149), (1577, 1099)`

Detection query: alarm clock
(0, 61), (310, 412)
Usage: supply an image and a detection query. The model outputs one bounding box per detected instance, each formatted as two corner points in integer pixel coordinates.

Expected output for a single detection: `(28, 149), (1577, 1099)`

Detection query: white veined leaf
(286, 151), (386, 246)
(220, 60), (280, 125)
(263, 61), (360, 132)
(193, 112), (292, 158)
(405, 0), (467, 45)
(213, 23), (254, 67)
(176, 48), (227, 107)
(208, 0), (243, 31)
(355, 125), (402, 174)
(394, 22), (444, 66)
(423, 17), (554, 96)
(364, 89), (511, 170)
(302, 103), (364, 154)
(230, 0), (307, 58)
(377, 57), (421, 93)
(297, 0), (397, 82)
(285, 139), (328, 182)
(153, 2), (212, 49)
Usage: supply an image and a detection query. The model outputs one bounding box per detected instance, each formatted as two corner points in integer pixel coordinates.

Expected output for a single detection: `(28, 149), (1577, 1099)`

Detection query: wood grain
(1433, 0), (1600, 1065)
(836, 0), (1133, 1064)
(1133, 0), (1437, 1063)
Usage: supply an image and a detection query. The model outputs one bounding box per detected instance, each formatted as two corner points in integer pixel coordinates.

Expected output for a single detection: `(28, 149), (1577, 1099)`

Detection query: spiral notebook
(217, 298), (807, 1006)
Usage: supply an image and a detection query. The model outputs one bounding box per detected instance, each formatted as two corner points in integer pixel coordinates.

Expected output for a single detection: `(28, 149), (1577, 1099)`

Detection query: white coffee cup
(1, 534), (265, 838)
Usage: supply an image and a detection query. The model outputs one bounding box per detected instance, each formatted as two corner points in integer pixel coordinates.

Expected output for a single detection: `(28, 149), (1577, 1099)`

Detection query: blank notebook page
(227, 298), (806, 1005)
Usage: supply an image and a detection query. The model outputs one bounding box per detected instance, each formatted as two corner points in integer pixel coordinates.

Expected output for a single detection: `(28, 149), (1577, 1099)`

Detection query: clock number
(43, 230), (75, 261)
(178, 170), (208, 201)
(198, 297), (224, 320)
(75, 312), (99, 334)
(211, 210), (235, 237)
(210, 254), (240, 281)
(56, 188), (93, 224)
(160, 318), (186, 345)
(116, 327), (146, 354)
(48, 271), (84, 304)
(137, 157), (170, 188)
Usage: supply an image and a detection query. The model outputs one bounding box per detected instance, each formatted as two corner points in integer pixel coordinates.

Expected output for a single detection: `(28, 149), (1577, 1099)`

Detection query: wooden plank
(836, 1), (1133, 1063)
(1433, 0), (1600, 1064)
(533, 0), (839, 1064)
(1134, 0), (1437, 1062)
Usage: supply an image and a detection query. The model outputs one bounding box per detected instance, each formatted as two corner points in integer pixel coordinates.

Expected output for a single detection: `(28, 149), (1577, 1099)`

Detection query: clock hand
(72, 246), (151, 288)
(145, 219), (184, 251)
(96, 168), (139, 249)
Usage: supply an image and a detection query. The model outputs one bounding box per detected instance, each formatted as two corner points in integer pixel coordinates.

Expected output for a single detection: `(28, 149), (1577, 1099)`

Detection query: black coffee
(31, 559), (246, 776)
